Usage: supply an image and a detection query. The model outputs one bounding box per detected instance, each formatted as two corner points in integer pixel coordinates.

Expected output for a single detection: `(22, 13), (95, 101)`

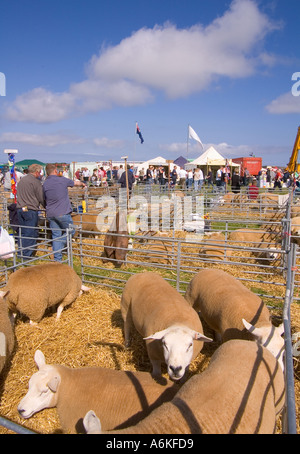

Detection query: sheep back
(101, 340), (285, 434)
(55, 365), (179, 433)
(121, 272), (204, 360)
(185, 269), (270, 341)
(5, 263), (82, 322)
(0, 296), (15, 374)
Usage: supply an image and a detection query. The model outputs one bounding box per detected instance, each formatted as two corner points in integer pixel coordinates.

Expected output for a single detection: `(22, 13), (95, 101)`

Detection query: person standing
(178, 167), (187, 189)
(16, 164), (45, 259)
(119, 164), (135, 198)
(194, 167), (204, 191)
(43, 163), (86, 262)
(231, 168), (241, 193)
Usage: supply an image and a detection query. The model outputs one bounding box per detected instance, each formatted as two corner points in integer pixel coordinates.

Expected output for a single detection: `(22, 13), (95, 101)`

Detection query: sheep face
(242, 319), (285, 370)
(144, 326), (212, 381)
(18, 350), (60, 418)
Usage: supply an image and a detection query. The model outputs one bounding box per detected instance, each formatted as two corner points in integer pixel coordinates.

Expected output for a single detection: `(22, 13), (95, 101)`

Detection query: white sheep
(0, 291), (15, 375)
(121, 271), (212, 381)
(184, 269), (285, 370)
(18, 350), (179, 434)
(83, 339), (285, 434)
(0, 263), (90, 323)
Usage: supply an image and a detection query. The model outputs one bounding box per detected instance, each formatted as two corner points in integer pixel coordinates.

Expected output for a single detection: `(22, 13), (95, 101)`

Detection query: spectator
(16, 164), (45, 260)
(231, 168), (241, 194)
(119, 164), (135, 197)
(178, 167), (187, 189)
(194, 167), (204, 191)
(248, 178), (259, 200)
(43, 163), (86, 262)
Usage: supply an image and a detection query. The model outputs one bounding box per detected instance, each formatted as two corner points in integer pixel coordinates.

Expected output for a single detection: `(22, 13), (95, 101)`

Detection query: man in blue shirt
(43, 163), (86, 262)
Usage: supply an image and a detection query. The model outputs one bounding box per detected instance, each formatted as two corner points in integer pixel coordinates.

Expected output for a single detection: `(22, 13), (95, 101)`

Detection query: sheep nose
(169, 365), (182, 376)
(18, 408), (25, 416)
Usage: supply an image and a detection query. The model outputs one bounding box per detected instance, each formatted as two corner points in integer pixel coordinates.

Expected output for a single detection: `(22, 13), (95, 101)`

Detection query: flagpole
(134, 121), (137, 166)
(187, 124), (189, 160)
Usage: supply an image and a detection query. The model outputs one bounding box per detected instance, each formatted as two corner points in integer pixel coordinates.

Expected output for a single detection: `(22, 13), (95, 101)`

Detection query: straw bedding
(0, 285), (214, 434)
(0, 282), (298, 434)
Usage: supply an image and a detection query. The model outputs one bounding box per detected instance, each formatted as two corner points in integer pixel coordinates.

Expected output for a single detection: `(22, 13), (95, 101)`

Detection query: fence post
(66, 228), (73, 266)
(176, 240), (181, 292)
(282, 242), (297, 433)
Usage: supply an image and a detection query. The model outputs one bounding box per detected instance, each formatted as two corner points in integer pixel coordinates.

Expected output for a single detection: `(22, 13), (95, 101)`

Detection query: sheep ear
(277, 323), (284, 336)
(193, 332), (213, 342)
(83, 410), (102, 434)
(47, 375), (61, 392)
(242, 319), (264, 340)
(144, 328), (169, 340)
(34, 350), (46, 369)
(0, 290), (9, 300)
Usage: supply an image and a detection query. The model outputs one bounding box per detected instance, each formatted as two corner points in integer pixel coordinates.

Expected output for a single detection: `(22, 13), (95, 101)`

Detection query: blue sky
(0, 0), (300, 167)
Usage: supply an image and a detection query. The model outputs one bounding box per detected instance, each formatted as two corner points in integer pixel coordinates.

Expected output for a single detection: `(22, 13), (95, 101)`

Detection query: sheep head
(18, 350), (61, 418)
(144, 325), (212, 381)
(242, 319), (285, 370)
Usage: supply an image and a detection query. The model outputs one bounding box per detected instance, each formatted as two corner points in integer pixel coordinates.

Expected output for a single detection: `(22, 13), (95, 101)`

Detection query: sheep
(0, 291), (15, 375)
(83, 339), (285, 434)
(121, 271), (212, 381)
(291, 216), (300, 246)
(229, 228), (282, 264)
(0, 263), (90, 324)
(18, 350), (179, 434)
(101, 211), (129, 267)
(184, 269), (285, 370)
(72, 213), (101, 238)
(199, 232), (232, 261)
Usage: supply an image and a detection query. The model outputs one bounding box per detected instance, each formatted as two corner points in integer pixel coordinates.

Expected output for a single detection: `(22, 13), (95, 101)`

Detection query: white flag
(189, 125), (204, 149)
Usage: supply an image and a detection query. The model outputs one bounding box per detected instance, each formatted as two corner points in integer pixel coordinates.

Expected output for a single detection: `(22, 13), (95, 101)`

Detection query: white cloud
(5, 0), (280, 123)
(93, 137), (124, 148)
(0, 131), (85, 147)
(265, 91), (300, 114)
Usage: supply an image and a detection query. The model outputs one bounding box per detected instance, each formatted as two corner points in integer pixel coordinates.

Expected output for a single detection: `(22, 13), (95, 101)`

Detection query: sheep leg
(56, 303), (64, 320)
(150, 359), (162, 378)
(123, 311), (133, 348)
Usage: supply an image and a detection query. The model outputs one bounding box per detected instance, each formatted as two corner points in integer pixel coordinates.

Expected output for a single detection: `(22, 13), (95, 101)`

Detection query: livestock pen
(0, 186), (298, 434)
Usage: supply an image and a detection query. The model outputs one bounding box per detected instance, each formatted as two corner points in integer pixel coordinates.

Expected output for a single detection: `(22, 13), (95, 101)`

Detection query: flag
(136, 122), (144, 144)
(188, 125), (203, 149)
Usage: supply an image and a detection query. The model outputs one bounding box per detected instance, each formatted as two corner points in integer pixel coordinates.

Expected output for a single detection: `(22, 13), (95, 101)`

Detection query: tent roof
(188, 146), (225, 166)
(173, 156), (188, 167)
(16, 159), (46, 167)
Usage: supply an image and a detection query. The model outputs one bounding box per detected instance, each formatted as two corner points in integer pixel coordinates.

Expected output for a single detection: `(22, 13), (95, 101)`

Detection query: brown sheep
(121, 271), (211, 381)
(101, 211), (129, 267)
(18, 350), (179, 434)
(0, 263), (89, 323)
(184, 269), (285, 370)
(84, 340), (285, 434)
(0, 292), (15, 375)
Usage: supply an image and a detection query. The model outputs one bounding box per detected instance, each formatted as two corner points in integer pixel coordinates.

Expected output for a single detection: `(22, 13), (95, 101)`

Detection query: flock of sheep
(0, 261), (286, 434)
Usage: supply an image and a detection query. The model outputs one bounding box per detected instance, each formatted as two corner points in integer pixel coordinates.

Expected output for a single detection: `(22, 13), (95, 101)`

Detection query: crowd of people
(2, 163), (85, 262)
(1, 159), (296, 264)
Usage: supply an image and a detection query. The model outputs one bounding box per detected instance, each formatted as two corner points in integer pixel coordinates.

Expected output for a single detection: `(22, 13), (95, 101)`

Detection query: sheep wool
(91, 340), (285, 434)
(3, 263), (83, 323)
(0, 294), (15, 374)
(121, 271), (210, 380)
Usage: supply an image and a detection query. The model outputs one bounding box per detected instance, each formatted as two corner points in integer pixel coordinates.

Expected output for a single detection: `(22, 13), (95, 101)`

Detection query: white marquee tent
(185, 146), (240, 169)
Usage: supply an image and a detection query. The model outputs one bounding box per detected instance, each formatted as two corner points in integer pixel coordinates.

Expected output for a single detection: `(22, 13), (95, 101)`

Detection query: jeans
(17, 209), (39, 258)
(194, 179), (203, 191)
(48, 214), (74, 262)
